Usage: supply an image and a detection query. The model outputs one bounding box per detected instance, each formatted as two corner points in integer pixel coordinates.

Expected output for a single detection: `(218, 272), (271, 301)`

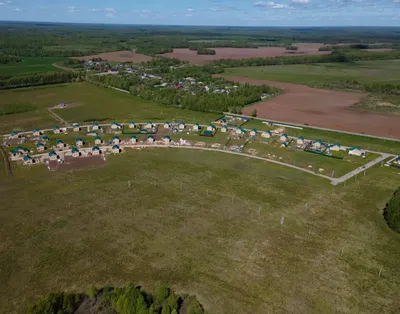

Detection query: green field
(0, 83), (220, 134)
(1, 149), (400, 313)
(0, 57), (67, 75)
(224, 60), (400, 86)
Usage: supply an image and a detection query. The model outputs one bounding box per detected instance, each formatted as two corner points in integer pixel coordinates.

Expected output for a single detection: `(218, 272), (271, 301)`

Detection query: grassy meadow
(0, 149), (399, 313)
(0, 57), (67, 76)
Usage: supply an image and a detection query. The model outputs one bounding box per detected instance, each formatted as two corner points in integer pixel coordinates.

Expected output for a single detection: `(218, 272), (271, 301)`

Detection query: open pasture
(0, 83), (220, 134)
(0, 149), (400, 313)
(0, 57), (66, 75)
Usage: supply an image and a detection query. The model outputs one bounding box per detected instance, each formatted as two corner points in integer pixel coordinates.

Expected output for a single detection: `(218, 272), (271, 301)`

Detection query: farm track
(216, 74), (400, 140)
(51, 63), (76, 72)
(0, 146), (12, 176)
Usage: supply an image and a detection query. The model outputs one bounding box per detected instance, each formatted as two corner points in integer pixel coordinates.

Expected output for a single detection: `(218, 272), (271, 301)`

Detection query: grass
(0, 57), (67, 75)
(241, 119), (400, 155)
(224, 60), (400, 86)
(353, 94), (400, 113)
(0, 83), (220, 134)
(0, 149), (400, 313)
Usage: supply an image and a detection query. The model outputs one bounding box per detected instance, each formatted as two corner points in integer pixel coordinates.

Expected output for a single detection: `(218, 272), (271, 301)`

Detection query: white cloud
(106, 12), (115, 18)
(68, 6), (81, 13)
(292, 0), (310, 3)
(187, 8), (195, 12)
(90, 8), (116, 12)
(14, 7), (22, 11)
(185, 13), (193, 16)
(254, 1), (290, 9)
(105, 8), (115, 12)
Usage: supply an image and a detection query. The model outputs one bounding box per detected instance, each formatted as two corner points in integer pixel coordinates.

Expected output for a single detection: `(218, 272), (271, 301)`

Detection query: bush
(197, 48), (216, 55)
(285, 45), (298, 51)
(251, 109), (257, 117)
(384, 188), (400, 233)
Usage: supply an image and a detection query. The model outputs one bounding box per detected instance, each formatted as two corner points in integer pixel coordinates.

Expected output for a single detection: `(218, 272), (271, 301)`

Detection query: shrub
(251, 109), (257, 117)
(384, 188), (400, 233)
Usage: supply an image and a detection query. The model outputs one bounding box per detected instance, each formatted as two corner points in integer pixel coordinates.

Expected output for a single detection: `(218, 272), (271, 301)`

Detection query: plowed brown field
(161, 44), (330, 65)
(217, 75), (400, 139)
(74, 51), (152, 63)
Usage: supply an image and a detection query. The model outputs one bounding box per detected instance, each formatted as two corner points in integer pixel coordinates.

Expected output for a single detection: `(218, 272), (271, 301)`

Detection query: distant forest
(1, 22), (400, 57)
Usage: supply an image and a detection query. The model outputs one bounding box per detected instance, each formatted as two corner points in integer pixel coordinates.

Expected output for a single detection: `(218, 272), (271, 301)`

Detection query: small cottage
(178, 122), (185, 130)
(71, 148), (80, 158)
(112, 136), (120, 145)
(207, 124), (216, 132)
(94, 136), (102, 145)
(92, 146), (101, 155)
(145, 121), (154, 129)
(33, 129), (42, 136)
(221, 126), (228, 133)
(92, 122), (99, 130)
(281, 142), (289, 148)
(147, 135), (155, 143)
(297, 136), (305, 145)
(163, 136), (171, 144)
(314, 140), (322, 149)
(261, 131), (272, 139)
(23, 155), (34, 165)
(53, 126), (61, 134)
(56, 140), (65, 149)
(112, 145), (120, 154)
(192, 123), (201, 131)
(129, 136), (137, 144)
(250, 128), (257, 136)
(163, 122), (171, 129)
(235, 128), (245, 135)
(72, 123), (80, 132)
(128, 121), (136, 129)
(280, 133), (288, 142)
(42, 135), (49, 142)
(348, 147), (362, 157)
(9, 131), (19, 139)
(48, 150), (58, 160)
(330, 143), (341, 151)
(75, 138), (84, 147)
(111, 122), (122, 130)
(36, 142), (45, 152)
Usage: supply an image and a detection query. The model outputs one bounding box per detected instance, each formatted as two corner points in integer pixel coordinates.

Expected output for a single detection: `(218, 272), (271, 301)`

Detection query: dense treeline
(213, 49), (400, 67)
(197, 48), (216, 55)
(318, 46), (332, 51)
(383, 188), (400, 233)
(0, 53), (21, 64)
(27, 283), (206, 314)
(0, 71), (80, 89)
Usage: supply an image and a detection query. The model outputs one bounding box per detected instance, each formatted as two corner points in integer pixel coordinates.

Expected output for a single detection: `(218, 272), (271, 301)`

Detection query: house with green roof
(9, 131), (19, 139)
(112, 136), (120, 144)
(192, 123), (201, 131)
(112, 145), (120, 154)
(207, 124), (216, 132)
(36, 142), (45, 152)
(250, 128), (258, 136)
(147, 135), (155, 143)
(94, 136), (102, 145)
(42, 135), (49, 142)
(71, 147), (80, 158)
(53, 126), (61, 134)
(56, 140), (65, 149)
(330, 143), (341, 151)
(314, 139), (323, 149)
(111, 122), (122, 130)
(23, 155), (33, 165)
(235, 127), (245, 135)
(281, 142), (289, 148)
(73, 123), (80, 132)
(297, 136), (305, 145)
(348, 146), (362, 157)
(163, 135), (171, 144)
(75, 138), (84, 147)
(221, 125), (229, 133)
(262, 131), (272, 138)
(92, 146), (101, 155)
(145, 121), (154, 129)
(280, 133), (288, 142)
(128, 121), (136, 129)
(92, 122), (100, 130)
(129, 136), (137, 144)
(48, 150), (58, 160)
(163, 122), (171, 129)
(32, 129), (42, 136)
(178, 122), (186, 130)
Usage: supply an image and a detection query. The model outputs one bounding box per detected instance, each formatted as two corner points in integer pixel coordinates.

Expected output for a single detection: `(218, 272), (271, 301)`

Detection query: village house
(112, 136), (120, 145)
(235, 128), (245, 135)
(23, 155), (34, 165)
(92, 122), (99, 130)
(94, 136), (102, 145)
(145, 121), (154, 129)
(178, 122), (185, 130)
(129, 121), (136, 129)
(261, 131), (272, 138)
(314, 140), (323, 150)
(129, 136), (137, 144)
(53, 126), (61, 134)
(207, 124), (216, 132)
(192, 123), (201, 131)
(42, 135), (49, 142)
(164, 122), (171, 129)
(112, 145), (120, 154)
(250, 128), (257, 137)
(36, 142), (45, 152)
(73, 123), (80, 132)
(297, 136), (305, 145)
(221, 126), (228, 133)
(56, 140), (65, 149)
(75, 138), (84, 147)
(71, 148), (80, 158)
(32, 129), (42, 136)
(111, 122), (122, 130)
(163, 136), (171, 144)
(92, 146), (101, 155)
(330, 143), (341, 151)
(280, 133), (288, 142)
(348, 146), (362, 157)
(281, 142), (289, 148)
(9, 131), (19, 139)
(147, 135), (155, 143)
(48, 150), (58, 160)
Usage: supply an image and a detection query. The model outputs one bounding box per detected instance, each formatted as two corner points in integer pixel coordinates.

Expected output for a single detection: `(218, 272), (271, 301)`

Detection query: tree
(251, 109), (257, 117)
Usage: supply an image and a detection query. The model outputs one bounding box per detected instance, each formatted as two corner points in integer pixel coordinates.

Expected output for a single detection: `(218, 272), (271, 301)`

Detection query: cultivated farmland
(0, 57), (67, 75)
(0, 149), (399, 313)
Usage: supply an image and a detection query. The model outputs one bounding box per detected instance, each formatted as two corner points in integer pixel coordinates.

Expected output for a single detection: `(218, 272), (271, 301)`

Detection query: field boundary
(0, 146), (12, 176)
(224, 112), (400, 143)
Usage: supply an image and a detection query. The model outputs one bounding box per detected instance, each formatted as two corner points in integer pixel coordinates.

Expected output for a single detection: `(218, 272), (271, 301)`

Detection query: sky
(0, 0), (399, 26)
